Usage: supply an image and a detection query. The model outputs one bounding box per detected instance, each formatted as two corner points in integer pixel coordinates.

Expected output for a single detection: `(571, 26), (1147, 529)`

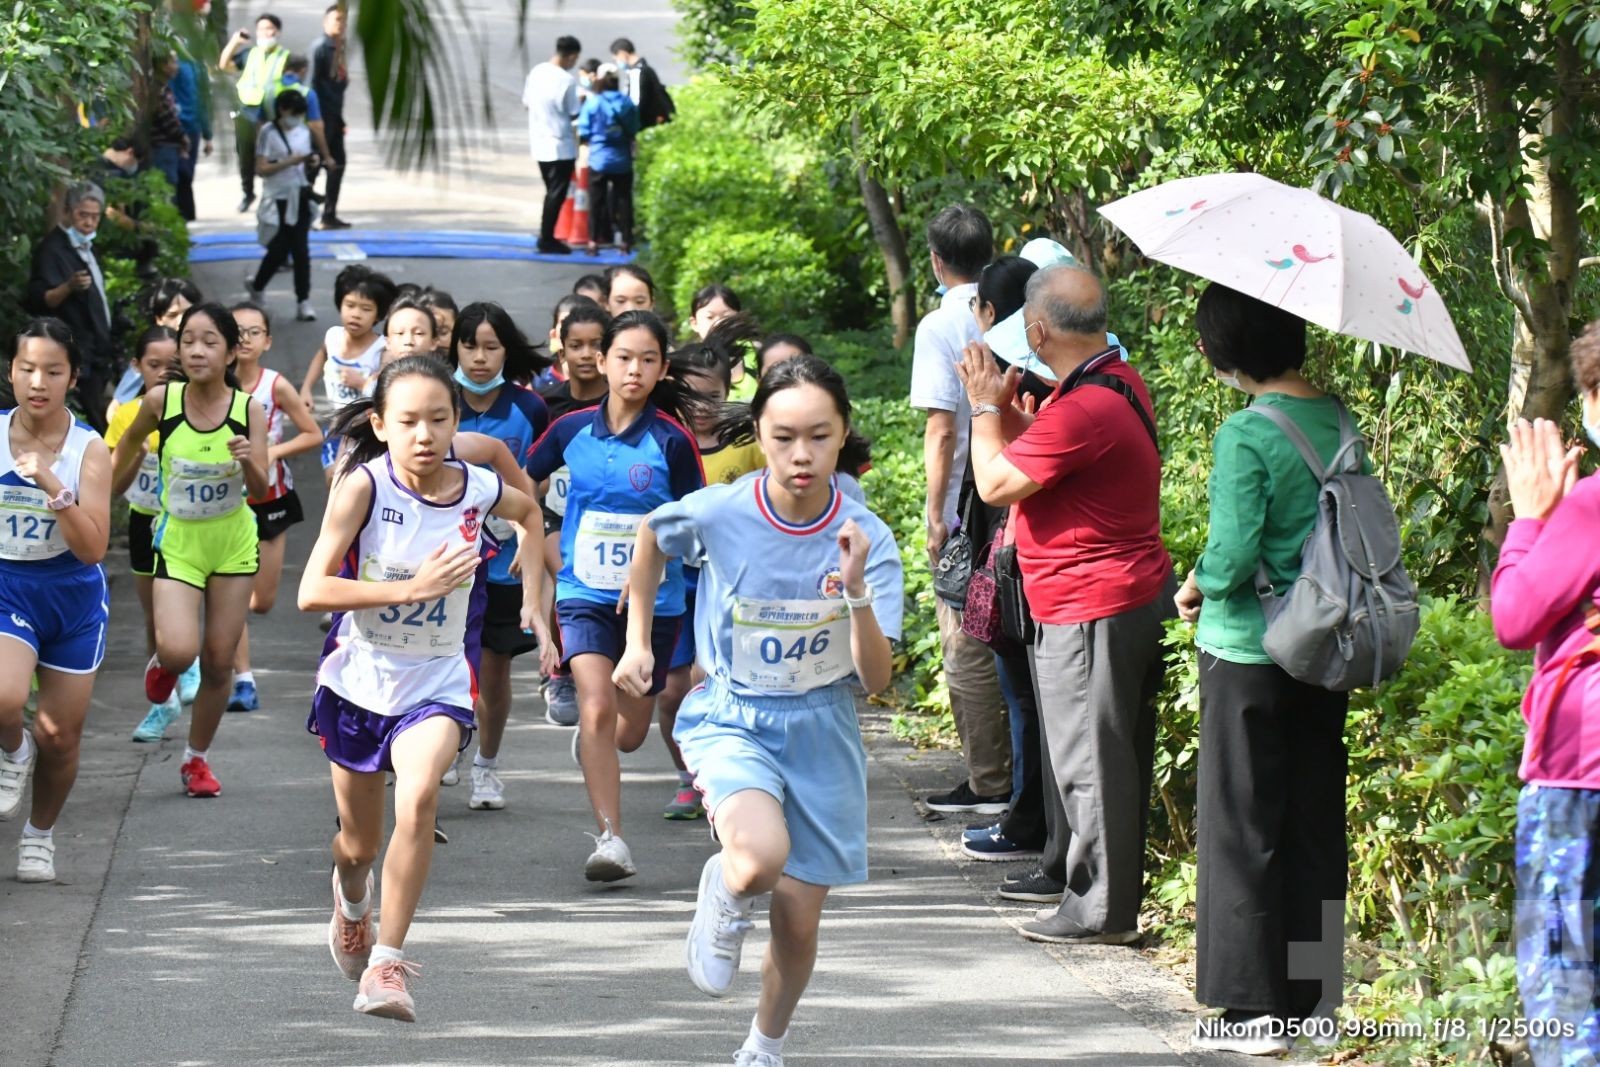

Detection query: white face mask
(1216, 371), (1244, 391)
(281, 115), (305, 129)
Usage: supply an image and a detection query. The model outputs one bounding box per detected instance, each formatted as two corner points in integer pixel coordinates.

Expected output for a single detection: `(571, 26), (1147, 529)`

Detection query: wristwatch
(45, 488), (75, 512)
(844, 588), (874, 611)
(971, 403), (1002, 418)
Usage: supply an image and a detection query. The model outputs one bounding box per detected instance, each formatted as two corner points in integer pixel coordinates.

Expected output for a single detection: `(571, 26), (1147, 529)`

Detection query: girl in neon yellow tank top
(110, 304), (269, 799)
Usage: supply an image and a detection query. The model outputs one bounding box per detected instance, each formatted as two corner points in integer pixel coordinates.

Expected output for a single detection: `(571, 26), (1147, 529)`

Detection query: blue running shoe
(131, 695), (182, 743)
(227, 679), (260, 712)
(178, 659), (202, 705)
(961, 822), (1043, 862)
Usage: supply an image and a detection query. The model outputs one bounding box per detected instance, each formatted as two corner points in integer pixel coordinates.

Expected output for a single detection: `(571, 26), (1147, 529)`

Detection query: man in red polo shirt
(956, 264), (1174, 945)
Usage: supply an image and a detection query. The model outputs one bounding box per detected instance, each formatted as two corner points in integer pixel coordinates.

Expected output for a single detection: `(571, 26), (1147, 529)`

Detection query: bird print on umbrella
(1396, 276), (1427, 314)
(1163, 199), (1209, 218)
(1262, 243), (1335, 304)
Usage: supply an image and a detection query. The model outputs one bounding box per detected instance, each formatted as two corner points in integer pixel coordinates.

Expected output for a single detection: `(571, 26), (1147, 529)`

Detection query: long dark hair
(690, 283), (741, 318)
(143, 277), (202, 323)
(167, 303), (241, 389)
(448, 301), (547, 384)
(714, 354), (871, 473)
(604, 310), (691, 422)
(332, 355), (460, 476)
(670, 314), (761, 394)
(14, 317), (82, 372)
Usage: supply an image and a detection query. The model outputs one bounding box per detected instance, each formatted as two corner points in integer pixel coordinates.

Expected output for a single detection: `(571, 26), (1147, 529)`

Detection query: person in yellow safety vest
(219, 13), (290, 215)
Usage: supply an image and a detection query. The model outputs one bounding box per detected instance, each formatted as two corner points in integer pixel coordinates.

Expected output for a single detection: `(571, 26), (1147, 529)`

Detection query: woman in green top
(111, 304), (268, 801)
(1173, 283), (1355, 1056)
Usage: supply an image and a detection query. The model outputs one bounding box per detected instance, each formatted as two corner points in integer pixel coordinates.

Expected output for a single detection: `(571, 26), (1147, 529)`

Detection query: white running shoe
(296, 299), (318, 322)
(686, 853), (754, 998)
(468, 764), (505, 810)
(0, 739), (36, 821)
(734, 1052), (783, 1067)
(583, 822), (636, 882)
(440, 751), (462, 787)
(1191, 1013), (1290, 1056)
(17, 836), (54, 883)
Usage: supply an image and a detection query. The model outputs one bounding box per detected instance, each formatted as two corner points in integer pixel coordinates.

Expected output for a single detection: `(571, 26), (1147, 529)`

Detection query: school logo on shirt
(629, 463), (654, 492)
(460, 506), (480, 543)
(816, 569), (845, 599)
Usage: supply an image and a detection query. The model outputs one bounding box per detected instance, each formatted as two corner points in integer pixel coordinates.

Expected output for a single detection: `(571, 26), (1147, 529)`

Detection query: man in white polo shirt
(523, 35), (583, 254)
(908, 203), (1012, 814)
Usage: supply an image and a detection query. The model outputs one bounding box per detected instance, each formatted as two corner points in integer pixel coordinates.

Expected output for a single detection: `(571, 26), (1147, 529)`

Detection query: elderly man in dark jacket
(26, 181), (117, 430)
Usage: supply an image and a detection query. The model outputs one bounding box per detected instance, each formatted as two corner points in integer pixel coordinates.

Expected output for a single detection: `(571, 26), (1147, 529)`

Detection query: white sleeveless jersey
(321, 328), (386, 413)
(0, 411), (99, 572)
(248, 368), (292, 499)
(316, 455), (503, 716)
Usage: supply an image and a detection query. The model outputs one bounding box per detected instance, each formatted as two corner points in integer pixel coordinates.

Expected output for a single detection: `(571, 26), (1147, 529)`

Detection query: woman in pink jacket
(1492, 322), (1600, 1063)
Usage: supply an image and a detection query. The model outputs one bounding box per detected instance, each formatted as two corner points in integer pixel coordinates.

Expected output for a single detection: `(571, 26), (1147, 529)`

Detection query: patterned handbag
(960, 525), (1005, 647)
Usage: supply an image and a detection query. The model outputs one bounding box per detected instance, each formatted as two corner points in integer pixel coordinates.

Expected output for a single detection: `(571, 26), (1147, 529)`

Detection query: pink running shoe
(180, 756), (221, 798)
(145, 655), (179, 704)
(328, 869), (376, 980)
(353, 957), (420, 1022)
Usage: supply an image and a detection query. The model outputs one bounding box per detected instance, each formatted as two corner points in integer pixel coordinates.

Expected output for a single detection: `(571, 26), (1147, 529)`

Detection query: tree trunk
(853, 120), (915, 348)
(1478, 41), (1581, 584)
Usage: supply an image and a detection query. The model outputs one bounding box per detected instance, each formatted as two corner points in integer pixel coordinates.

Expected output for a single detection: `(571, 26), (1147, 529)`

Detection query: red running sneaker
(180, 756), (221, 798)
(145, 655), (179, 704)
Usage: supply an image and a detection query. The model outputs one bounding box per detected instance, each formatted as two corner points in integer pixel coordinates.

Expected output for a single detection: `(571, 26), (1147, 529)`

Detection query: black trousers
(234, 111), (257, 198)
(538, 158), (575, 244)
(590, 170), (634, 248)
(322, 117), (347, 217)
(1195, 652), (1348, 1020)
(997, 647), (1045, 848)
(253, 189), (313, 300)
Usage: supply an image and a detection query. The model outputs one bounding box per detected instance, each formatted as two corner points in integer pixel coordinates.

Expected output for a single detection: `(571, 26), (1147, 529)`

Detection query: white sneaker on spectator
(17, 836), (54, 883)
(1191, 1012), (1289, 1056)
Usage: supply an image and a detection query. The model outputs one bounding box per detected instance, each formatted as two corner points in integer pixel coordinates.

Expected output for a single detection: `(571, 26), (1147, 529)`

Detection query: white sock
(235, 671), (255, 685)
(370, 944), (403, 965)
(336, 875), (370, 918)
(473, 752), (497, 769)
(183, 746), (207, 763)
(3, 733), (32, 763)
(22, 820), (51, 840)
(743, 1018), (787, 1057)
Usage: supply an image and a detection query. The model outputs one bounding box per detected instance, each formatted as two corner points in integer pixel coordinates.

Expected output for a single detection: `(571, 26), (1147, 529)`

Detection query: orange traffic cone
(556, 165), (591, 246)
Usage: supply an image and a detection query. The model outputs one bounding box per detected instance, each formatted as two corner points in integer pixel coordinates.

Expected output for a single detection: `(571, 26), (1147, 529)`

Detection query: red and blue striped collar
(753, 471), (841, 536)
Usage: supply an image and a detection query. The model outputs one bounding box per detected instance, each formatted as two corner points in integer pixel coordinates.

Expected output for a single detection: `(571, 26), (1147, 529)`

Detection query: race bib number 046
(730, 597), (853, 693)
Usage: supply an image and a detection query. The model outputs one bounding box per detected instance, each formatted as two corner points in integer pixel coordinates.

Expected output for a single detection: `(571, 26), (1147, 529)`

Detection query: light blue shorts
(674, 677), (868, 886)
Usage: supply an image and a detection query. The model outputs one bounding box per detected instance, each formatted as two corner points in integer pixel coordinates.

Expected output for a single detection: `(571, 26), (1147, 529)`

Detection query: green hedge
(671, 223), (836, 333)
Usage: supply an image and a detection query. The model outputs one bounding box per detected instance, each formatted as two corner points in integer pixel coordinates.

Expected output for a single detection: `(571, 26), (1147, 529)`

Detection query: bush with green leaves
(670, 223), (836, 335)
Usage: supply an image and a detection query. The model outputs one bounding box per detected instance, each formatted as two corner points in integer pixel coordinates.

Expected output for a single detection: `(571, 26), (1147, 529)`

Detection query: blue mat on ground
(188, 229), (636, 266)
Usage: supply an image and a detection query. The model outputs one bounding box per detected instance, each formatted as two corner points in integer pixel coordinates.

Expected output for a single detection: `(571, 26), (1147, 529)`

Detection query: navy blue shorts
(0, 565), (109, 674)
(307, 687), (474, 774)
(669, 589), (696, 671)
(556, 598), (681, 696)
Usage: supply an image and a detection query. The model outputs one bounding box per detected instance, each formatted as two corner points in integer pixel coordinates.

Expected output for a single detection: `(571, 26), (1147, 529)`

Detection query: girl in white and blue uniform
(299, 355), (549, 1024)
(0, 319), (113, 885)
(444, 302), (549, 811)
(526, 309), (704, 883)
(614, 355), (902, 1067)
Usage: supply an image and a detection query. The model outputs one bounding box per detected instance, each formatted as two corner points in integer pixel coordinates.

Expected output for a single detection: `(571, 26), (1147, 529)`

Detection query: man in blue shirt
(169, 56), (212, 221)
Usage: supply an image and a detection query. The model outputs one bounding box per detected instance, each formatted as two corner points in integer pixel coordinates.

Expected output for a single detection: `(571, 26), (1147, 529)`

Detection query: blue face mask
(982, 311), (1130, 384)
(64, 226), (96, 251)
(453, 366), (504, 396)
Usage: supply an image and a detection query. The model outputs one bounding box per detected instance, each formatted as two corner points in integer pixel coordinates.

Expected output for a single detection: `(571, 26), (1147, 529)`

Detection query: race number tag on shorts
(573, 511), (642, 591)
(547, 466), (571, 517)
(0, 486), (65, 561)
(731, 598), (853, 693)
(165, 457), (243, 520)
(127, 452), (162, 513)
(351, 553), (472, 656)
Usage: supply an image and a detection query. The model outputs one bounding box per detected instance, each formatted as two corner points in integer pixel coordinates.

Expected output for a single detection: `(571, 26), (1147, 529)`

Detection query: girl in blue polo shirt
(444, 302), (549, 813)
(614, 355), (902, 1067)
(526, 309), (703, 882)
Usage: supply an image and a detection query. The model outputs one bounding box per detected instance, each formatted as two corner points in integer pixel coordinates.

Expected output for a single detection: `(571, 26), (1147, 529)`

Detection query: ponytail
(332, 355), (460, 478)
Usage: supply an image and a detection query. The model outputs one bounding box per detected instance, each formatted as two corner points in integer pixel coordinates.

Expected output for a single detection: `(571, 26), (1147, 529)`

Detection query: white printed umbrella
(1098, 172), (1472, 372)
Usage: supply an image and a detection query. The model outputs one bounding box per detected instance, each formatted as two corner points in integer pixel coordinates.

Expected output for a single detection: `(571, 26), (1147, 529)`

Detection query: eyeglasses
(238, 327), (267, 339)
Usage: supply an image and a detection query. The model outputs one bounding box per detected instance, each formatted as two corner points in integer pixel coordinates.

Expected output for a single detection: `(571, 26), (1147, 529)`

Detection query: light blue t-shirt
(649, 474), (904, 698)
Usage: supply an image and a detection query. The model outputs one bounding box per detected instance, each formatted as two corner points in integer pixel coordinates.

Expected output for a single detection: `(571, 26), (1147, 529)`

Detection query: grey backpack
(1247, 402), (1419, 691)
